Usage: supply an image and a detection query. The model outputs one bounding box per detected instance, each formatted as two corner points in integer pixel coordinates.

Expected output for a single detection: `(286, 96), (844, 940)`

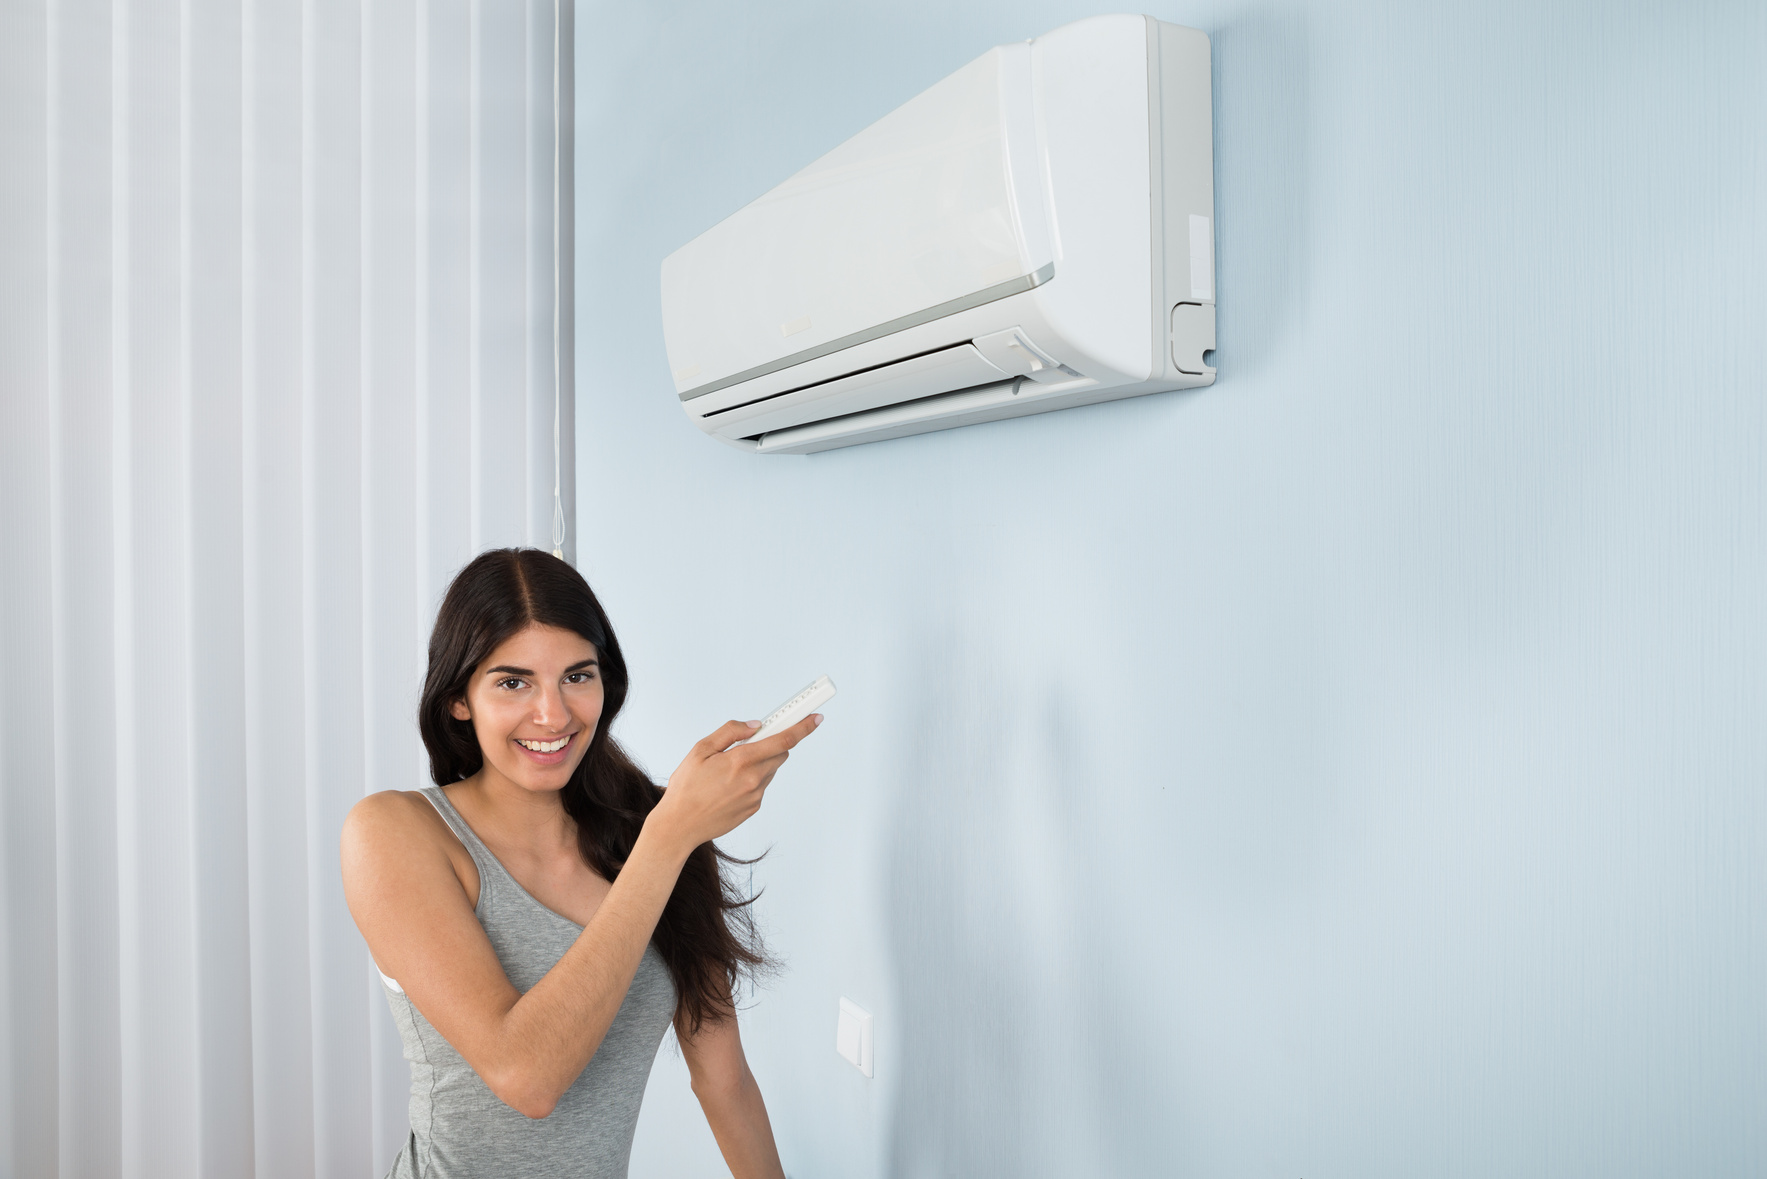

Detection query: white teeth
(516, 735), (570, 753)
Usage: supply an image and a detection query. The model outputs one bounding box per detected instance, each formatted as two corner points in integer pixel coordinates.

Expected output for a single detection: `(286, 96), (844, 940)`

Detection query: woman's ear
(450, 697), (471, 721)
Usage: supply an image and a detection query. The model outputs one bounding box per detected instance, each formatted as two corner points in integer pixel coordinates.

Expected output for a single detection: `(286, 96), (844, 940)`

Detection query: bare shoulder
(347, 788), (441, 837)
(342, 789), (477, 905)
(341, 789), (495, 996)
(345, 790), (442, 859)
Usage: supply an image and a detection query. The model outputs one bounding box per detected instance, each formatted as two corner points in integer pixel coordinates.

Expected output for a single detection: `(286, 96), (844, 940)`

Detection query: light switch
(836, 997), (873, 1078)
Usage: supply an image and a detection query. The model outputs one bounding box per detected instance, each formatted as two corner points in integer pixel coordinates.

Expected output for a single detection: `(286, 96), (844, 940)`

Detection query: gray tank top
(380, 786), (677, 1178)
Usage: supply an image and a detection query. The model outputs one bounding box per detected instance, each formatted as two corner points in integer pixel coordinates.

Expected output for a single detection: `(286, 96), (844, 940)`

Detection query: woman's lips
(513, 732), (575, 765)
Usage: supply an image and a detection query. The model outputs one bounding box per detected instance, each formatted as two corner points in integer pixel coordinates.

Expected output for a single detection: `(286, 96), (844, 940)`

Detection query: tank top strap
(419, 785), (514, 912)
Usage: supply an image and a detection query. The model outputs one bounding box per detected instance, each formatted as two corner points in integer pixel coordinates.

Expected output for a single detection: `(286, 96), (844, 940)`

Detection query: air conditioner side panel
(1027, 15), (1154, 385)
(1154, 21), (1216, 386)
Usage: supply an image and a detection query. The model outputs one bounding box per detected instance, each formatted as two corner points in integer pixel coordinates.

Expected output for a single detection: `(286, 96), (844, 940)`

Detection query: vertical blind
(0, 1), (575, 1175)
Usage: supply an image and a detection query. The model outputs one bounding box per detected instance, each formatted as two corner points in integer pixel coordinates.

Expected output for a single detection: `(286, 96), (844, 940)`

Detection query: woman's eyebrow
(483, 658), (597, 677)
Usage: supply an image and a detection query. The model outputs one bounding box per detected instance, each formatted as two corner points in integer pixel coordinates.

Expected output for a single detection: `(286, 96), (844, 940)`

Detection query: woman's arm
(341, 714), (817, 1119)
(680, 1010), (787, 1179)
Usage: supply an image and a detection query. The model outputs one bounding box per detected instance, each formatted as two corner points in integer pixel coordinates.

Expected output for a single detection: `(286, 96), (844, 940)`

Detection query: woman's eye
(565, 672), (597, 684)
(497, 678), (527, 690)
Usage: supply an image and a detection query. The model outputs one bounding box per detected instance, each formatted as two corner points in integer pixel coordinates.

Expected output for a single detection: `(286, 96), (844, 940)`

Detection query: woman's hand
(648, 714), (822, 856)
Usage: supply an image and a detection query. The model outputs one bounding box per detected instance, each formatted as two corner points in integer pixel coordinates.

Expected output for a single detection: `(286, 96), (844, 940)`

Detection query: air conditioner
(659, 14), (1216, 455)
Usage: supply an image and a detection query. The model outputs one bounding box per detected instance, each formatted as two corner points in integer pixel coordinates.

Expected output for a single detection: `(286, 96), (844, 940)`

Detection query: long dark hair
(418, 547), (769, 1034)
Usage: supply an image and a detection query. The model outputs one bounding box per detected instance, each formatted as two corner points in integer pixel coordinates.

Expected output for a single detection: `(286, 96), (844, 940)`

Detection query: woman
(341, 548), (818, 1177)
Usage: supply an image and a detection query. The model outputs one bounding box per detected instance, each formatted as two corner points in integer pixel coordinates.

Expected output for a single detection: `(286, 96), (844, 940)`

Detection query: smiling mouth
(515, 734), (573, 753)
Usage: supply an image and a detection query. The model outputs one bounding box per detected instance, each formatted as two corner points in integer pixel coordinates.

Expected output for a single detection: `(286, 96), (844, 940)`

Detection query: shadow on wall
(1211, 9), (1313, 377)
(881, 630), (1170, 1178)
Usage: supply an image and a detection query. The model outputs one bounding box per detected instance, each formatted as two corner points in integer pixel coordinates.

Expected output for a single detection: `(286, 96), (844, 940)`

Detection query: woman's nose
(532, 684), (567, 727)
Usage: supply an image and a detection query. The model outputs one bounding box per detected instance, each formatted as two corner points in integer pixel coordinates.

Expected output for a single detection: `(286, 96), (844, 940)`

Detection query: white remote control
(744, 675), (836, 743)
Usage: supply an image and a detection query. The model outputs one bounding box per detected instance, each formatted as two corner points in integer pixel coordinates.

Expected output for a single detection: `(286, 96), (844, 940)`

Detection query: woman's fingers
(720, 713), (820, 795)
(691, 719), (762, 760)
(656, 712), (824, 844)
(739, 712), (823, 761)
(692, 709), (824, 765)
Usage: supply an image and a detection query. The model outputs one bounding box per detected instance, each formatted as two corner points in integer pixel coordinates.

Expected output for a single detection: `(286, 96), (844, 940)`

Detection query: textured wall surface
(576, 1), (1766, 1175)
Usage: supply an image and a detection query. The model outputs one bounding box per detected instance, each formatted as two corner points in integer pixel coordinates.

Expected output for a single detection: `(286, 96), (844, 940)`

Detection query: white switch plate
(836, 997), (873, 1078)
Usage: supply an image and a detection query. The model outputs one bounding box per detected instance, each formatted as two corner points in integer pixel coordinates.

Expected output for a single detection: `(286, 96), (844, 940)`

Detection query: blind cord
(550, 0), (565, 560)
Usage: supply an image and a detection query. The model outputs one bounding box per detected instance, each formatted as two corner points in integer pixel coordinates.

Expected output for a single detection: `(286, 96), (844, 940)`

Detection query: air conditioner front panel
(661, 42), (1051, 401)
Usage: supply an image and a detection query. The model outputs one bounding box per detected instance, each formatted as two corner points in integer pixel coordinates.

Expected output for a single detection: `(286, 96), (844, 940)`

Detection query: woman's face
(450, 622), (604, 794)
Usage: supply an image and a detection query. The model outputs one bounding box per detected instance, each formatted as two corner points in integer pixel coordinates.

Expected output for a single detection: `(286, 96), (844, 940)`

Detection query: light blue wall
(576, 2), (1767, 1174)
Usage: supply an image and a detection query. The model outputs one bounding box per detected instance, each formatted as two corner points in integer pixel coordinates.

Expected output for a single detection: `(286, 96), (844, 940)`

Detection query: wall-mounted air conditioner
(659, 14), (1215, 455)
